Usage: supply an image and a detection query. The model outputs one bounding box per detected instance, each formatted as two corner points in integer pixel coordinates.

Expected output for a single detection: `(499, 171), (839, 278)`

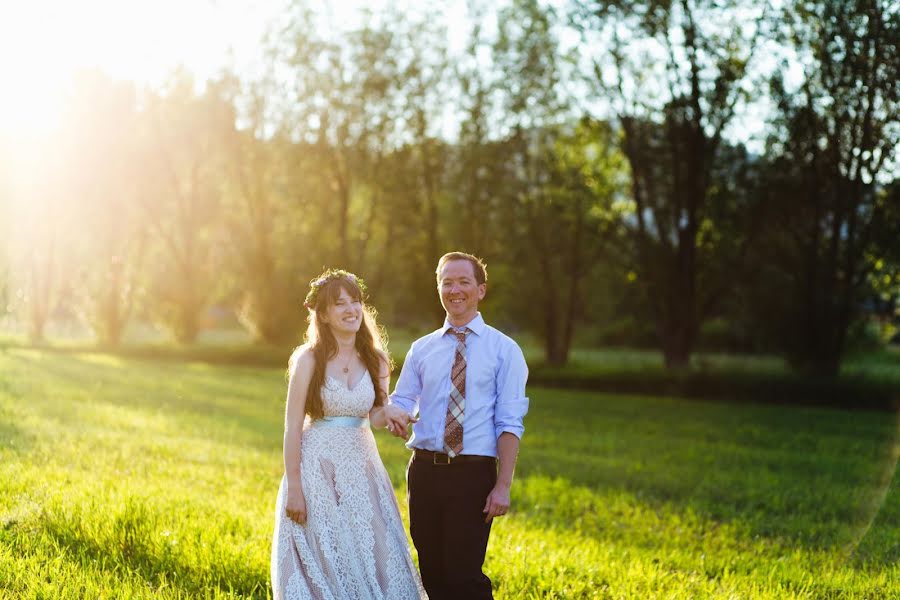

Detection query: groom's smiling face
(438, 259), (486, 325)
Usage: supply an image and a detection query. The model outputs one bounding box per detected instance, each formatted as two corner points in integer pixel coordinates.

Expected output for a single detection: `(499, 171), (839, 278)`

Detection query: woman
(271, 269), (426, 600)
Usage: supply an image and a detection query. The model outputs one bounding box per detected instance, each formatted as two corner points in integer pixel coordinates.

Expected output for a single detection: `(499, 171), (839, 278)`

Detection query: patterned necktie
(443, 328), (469, 457)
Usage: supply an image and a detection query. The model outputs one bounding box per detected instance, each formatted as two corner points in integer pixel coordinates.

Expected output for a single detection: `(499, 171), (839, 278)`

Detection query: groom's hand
(483, 483), (511, 523)
(382, 405), (415, 440)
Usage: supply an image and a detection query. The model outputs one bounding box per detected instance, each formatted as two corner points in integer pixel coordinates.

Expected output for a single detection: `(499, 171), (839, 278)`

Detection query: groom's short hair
(436, 252), (488, 286)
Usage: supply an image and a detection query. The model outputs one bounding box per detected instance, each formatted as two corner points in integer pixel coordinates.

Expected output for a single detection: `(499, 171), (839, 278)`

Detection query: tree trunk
(27, 243), (54, 344)
(662, 328), (693, 370)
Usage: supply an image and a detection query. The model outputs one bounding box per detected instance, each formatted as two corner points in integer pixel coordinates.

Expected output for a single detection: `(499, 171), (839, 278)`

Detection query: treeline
(1, 0), (897, 376)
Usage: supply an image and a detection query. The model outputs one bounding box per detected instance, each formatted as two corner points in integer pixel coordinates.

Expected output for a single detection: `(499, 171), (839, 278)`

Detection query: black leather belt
(414, 449), (496, 465)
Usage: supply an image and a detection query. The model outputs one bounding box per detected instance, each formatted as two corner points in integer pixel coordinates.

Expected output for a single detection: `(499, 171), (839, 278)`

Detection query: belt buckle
(433, 452), (451, 465)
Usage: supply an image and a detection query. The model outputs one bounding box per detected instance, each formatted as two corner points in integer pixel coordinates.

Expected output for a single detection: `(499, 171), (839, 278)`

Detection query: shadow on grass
(499, 474), (897, 599)
(4, 339), (291, 367)
(513, 388), (900, 561)
(4, 350), (285, 454)
(0, 376), (36, 457)
(0, 419), (34, 457)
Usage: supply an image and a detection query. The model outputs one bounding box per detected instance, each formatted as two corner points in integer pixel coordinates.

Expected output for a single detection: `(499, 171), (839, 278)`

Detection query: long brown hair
(289, 271), (391, 420)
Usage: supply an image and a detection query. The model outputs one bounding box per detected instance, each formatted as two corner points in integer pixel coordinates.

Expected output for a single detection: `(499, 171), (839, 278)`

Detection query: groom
(387, 252), (529, 600)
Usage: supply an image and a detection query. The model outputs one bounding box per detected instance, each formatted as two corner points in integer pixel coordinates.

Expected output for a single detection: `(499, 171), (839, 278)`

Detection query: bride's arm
(284, 347), (314, 523)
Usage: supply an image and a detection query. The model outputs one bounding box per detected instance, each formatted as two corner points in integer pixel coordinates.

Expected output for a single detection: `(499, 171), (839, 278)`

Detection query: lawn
(0, 348), (898, 598)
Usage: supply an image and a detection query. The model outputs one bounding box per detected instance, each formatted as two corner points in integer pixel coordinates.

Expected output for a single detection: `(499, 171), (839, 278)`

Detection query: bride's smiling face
(322, 287), (363, 335)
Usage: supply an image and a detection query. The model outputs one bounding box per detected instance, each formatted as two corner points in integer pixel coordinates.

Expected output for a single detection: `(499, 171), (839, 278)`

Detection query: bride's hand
(285, 485), (307, 525)
(383, 405), (415, 439)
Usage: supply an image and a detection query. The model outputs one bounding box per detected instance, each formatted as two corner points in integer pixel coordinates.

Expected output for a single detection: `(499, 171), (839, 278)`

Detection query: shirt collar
(442, 312), (485, 337)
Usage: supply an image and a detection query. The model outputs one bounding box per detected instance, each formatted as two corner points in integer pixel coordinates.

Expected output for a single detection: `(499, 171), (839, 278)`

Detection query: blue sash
(311, 416), (369, 428)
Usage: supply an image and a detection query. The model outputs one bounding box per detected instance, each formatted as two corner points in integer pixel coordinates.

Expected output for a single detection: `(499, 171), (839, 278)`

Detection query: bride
(271, 269), (426, 600)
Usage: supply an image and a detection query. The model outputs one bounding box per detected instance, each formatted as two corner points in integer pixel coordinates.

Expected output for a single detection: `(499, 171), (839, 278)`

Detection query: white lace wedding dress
(271, 371), (427, 600)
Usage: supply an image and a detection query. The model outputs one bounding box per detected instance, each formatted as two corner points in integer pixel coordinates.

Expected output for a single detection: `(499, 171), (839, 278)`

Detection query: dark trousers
(407, 454), (497, 600)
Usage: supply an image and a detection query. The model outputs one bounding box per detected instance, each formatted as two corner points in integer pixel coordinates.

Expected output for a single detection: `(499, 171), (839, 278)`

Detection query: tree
(491, 0), (627, 365)
(215, 73), (310, 344)
(138, 72), (227, 343)
(755, 0), (899, 375)
(60, 72), (146, 347)
(450, 2), (503, 256)
(275, 4), (409, 271)
(867, 181), (900, 343)
(1, 114), (86, 344)
(7, 139), (70, 343)
(270, 2), (459, 327)
(387, 6), (452, 322)
(571, 0), (766, 368)
(509, 119), (628, 365)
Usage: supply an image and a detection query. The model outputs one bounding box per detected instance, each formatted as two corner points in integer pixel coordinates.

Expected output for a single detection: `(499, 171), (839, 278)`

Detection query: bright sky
(0, 0), (476, 138)
(0, 0), (286, 135)
(0, 0), (782, 152)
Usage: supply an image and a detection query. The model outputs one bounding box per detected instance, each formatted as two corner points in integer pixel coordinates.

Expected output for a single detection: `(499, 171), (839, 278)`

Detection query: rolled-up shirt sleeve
(388, 347), (421, 416)
(494, 343), (529, 440)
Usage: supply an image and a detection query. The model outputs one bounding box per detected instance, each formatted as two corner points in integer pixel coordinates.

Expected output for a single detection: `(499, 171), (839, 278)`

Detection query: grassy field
(0, 348), (898, 598)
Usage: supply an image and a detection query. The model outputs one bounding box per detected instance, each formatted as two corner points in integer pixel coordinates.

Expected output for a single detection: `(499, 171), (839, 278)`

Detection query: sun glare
(0, 0), (278, 138)
(0, 4), (69, 135)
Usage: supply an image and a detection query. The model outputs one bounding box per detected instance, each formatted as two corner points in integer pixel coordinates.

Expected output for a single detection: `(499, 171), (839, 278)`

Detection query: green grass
(1, 348), (898, 598)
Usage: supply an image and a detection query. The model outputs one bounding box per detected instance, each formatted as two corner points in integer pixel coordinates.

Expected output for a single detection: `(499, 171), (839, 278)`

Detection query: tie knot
(452, 328), (469, 343)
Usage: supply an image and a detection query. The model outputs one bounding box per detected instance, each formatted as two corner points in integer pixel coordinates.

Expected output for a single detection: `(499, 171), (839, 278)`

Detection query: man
(387, 251), (529, 600)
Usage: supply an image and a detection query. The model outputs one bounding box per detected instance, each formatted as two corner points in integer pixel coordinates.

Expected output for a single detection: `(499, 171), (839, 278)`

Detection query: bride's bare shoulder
(289, 344), (316, 375)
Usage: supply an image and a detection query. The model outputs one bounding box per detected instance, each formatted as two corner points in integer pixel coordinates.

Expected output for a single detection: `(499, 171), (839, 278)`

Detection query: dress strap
(311, 416), (369, 428)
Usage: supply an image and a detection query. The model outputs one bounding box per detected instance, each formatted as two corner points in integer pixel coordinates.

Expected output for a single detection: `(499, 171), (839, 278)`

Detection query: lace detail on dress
(271, 371), (427, 600)
(320, 373), (374, 417)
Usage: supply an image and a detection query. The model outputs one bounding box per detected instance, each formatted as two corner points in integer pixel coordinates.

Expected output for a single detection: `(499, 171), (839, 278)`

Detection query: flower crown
(303, 269), (367, 310)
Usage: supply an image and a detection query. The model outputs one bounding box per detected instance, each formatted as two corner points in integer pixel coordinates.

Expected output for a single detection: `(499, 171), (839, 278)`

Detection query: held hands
(483, 483), (511, 523)
(382, 404), (417, 440)
(285, 485), (307, 525)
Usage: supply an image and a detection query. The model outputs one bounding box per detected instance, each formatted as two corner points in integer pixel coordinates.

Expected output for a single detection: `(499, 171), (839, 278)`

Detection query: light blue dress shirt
(389, 313), (529, 457)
